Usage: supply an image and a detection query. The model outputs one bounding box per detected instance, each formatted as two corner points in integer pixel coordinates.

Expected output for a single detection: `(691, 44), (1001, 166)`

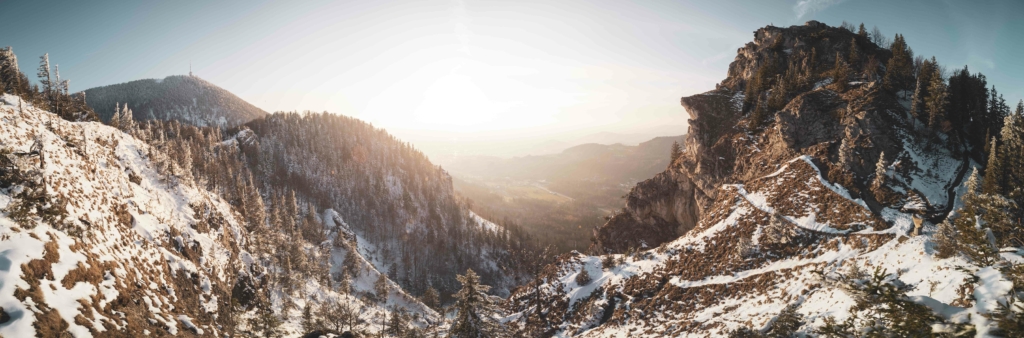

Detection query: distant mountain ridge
(82, 75), (267, 127)
(446, 135), (686, 183)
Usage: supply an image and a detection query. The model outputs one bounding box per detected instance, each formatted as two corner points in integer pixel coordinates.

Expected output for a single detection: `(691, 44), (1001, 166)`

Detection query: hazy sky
(1, 0), (1022, 157)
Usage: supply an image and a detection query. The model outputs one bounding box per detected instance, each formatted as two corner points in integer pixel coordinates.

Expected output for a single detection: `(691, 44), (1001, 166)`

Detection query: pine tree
(302, 203), (323, 243)
(0, 47), (22, 95)
(422, 286), (440, 311)
(301, 302), (319, 333)
(999, 104), (1024, 224)
(37, 54), (53, 110)
(449, 269), (499, 338)
(848, 38), (860, 69)
(375, 273), (390, 303)
(935, 169), (998, 263)
(387, 308), (409, 337)
(872, 152), (887, 189)
(983, 137), (1004, 195)
(817, 267), (947, 336)
(670, 141), (682, 165)
(767, 74), (788, 112)
(337, 269), (352, 295)
(768, 303), (804, 338)
(110, 103), (122, 129)
(249, 295), (282, 338)
(832, 53), (850, 91)
(838, 132), (855, 169)
(120, 103), (135, 131)
(284, 190), (298, 234)
(344, 247), (360, 277)
(749, 96), (769, 131)
(883, 34), (914, 95)
(857, 23), (867, 38)
(243, 174), (266, 231)
(926, 62), (948, 130)
(574, 267), (591, 286)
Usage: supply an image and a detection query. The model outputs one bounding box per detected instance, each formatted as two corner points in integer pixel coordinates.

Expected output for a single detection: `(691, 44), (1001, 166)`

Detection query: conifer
(449, 269), (499, 338)
(37, 54), (53, 110)
(983, 137), (1003, 195)
(574, 267), (592, 286)
(375, 273), (390, 303)
(670, 141), (682, 165)
(110, 103), (122, 129)
(848, 38), (860, 68)
(883, 34), (914, 94)
(872, 152), (887, 189)
(926, 62), (948, 129)
(832, 53), (850, 91)
(749, 96), (769, 130)
(422, 286), (440, 310)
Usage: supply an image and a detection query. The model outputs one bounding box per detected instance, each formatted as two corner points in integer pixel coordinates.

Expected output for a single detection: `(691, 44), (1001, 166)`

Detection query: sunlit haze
(2, 0), (1022, 160)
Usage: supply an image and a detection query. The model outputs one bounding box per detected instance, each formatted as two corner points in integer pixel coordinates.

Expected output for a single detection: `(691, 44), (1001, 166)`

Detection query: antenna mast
(189, 60), (193, 77)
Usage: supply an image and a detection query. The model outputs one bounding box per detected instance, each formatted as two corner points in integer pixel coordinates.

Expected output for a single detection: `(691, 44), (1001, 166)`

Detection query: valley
(1, 3), (1024, 337)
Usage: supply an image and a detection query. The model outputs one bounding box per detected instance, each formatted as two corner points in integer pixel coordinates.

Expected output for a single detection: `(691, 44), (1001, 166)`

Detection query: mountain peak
(82, 75), (267, 127)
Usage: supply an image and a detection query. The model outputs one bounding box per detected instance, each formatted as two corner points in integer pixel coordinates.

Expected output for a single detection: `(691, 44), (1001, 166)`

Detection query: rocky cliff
(592, 21), (950, 254)
(512, 21), (1009, 337)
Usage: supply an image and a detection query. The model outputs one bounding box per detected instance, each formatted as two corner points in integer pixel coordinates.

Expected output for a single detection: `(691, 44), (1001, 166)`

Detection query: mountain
(447, 135), (685, 185)
(226, 112), (532, 298)
(505, 21), (1023, 336)
(0, 94), (441, 337)
(81, 75), (267, 127)
(447, 135), (684, 253)
(0, 74), (533, 336)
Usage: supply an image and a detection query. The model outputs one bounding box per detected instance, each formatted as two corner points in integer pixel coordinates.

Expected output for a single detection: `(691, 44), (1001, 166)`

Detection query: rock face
(592, 21), (946, 254)
(515, 21), (988, 337)
(594, 169), (699, 253)
(82, 75), (267, 127)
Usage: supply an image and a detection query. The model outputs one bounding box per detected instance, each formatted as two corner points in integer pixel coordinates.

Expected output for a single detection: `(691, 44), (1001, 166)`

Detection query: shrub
(575, 268), (592, 286)
(601, 256), (616, 270)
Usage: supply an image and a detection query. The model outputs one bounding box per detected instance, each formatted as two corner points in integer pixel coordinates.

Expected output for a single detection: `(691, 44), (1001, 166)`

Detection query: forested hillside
(0, 46), (539, 337)
(229, 112), (538, 297)
(82, 75), (267, 127)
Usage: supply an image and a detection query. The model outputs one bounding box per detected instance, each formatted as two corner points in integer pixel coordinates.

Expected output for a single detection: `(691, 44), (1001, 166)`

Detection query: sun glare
(413, 69), (501, 128)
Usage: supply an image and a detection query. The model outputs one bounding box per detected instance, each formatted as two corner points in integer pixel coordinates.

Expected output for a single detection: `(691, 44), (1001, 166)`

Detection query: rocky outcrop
(510, 21), (984, 337)
(593, 169), (700, 252)
(590, 20), (958, 253)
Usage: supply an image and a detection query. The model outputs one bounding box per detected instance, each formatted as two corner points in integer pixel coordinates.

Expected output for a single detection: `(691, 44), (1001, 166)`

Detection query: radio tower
(189, 60), (193, 77)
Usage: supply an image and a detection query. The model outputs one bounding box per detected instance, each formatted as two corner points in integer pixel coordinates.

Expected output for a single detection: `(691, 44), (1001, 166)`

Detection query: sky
(1, 0), (1022, 159)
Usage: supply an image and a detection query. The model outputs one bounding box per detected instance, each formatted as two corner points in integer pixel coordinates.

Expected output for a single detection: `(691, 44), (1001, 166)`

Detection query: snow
(470, 211), (500, 233)
(518, 129), (1010, 337)
(177, 314), (204, 335)
(0, 94), (437, 337)
(0, 229), (46, 338)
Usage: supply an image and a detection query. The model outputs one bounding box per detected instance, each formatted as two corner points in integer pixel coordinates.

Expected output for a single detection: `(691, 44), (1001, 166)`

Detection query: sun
(413, 70), (500, 129)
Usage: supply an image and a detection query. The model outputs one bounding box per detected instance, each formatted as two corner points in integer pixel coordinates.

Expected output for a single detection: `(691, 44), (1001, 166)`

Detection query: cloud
(793, 0), (847, 19)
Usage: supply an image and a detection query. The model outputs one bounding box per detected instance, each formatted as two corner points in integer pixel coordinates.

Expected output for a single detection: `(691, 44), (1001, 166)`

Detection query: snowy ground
(512, 146), (1009, 337)
(0, 94), (436, 337)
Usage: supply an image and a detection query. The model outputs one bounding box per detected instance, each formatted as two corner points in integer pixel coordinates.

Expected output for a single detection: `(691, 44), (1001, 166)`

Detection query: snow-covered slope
(0, 94), (436, 337)
(506, 21), (1020, 337)
(507, 150), (1010, 336)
